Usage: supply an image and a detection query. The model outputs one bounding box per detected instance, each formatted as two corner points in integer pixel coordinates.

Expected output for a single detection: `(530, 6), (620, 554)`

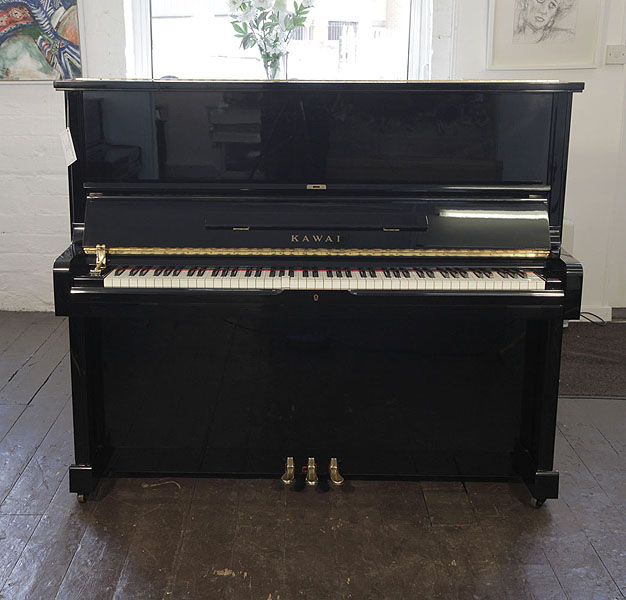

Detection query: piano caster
(77, 494), (88, 504)
(305, 457), (318, 486)
(329, 457), (344, 486)
(281, 456), (295, 486)
(534, 498), (547, 508)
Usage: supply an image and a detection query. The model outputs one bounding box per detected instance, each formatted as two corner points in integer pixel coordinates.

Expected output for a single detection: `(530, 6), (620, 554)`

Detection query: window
(126, 0), (434, 80)
(328, 21), (358, 42)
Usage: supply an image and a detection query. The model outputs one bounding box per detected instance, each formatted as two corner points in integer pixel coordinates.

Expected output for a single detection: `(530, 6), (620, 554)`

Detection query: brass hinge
(90, 244), (107, 276)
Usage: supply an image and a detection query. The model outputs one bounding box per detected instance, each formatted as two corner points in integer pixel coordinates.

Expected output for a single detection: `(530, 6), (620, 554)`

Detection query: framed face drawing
(488, 0), (604, 69)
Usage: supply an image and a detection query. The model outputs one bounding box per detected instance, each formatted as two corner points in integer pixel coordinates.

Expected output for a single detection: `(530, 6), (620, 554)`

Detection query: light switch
(606, 45), (626, 65)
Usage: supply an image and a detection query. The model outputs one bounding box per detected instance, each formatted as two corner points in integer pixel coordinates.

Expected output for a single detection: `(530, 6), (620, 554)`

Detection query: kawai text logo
(290, 234), (341, 243)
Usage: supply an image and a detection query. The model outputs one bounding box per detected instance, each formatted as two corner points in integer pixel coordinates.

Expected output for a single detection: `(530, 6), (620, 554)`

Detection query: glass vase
(264, 54), (287, 80)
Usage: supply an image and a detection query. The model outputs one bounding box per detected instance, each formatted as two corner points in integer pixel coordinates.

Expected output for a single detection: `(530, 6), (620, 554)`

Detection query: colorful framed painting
(488, 0), (604, 69)
(0, 0), (81, 80)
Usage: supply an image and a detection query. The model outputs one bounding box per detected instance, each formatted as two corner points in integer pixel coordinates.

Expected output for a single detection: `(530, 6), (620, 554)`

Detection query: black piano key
(392, 268), (401, 278)
(279, 268), (285, 277)
(415, 269), (425, 278)
(255, 268), (262, 277)
(449, 270), (459, 278)
(269, 268), (276, 277)
(327, 269), (333, 278)
(211, 267), (219, 277)
(473, 270), (484, 278)
(336, 268), (343, 278)
(197, 268), (206, 276)
(440, 270), (449, 278)
(163, 268), (173, 276)
(245, 267), (252, 277)
(426, 270), (435, 278)
(230, 268), (238, 277)
(173, 268), (182, 277)
(221, 268), (230, 277)
(312, 268), (319, 278)
(345, 269), (352, 278)
(129, 267), (140, 277)
(370, 269), (377, 278)
(359, 269), (367, 278)
(519, 270), (528, 278)
(400, 269), (409, 278)
(114, 266), (126, 276)
(189, 267), (198, 277)
(459, 270), (469, 278)
(139, 267), (150, 276)
(154, 267), (164, 276)
(289, 268), (295, 277)
(303, 268), (309, 278)
(383, 268), (391, 278)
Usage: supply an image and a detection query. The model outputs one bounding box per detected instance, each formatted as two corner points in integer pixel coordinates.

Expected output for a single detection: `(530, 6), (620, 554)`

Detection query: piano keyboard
(104, 267), (546, 291)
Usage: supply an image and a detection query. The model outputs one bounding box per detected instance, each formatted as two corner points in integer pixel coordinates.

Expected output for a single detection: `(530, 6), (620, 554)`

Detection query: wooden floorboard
(0, 313), (625, 599)
(0, 323), (68, 406)
(0, 313), (61, 391)
(0, 474), (96, 600)
(0, 356), (71, 505)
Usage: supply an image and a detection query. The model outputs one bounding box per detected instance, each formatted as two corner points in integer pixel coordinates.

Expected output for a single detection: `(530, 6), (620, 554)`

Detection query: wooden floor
(0, 312), (625, 600)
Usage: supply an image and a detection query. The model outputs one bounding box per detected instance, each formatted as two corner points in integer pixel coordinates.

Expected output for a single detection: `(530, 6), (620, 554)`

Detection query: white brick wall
(0, 0), (126, 312)
(0, 83), (70, 312)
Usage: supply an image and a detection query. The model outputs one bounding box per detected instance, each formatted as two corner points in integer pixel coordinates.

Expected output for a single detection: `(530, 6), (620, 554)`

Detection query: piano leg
(68, 316), (107, 501)
(517, 315), (564, 504)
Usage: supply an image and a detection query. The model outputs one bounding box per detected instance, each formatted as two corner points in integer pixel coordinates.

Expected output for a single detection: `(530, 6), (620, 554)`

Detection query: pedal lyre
(305, 457), (318, 486)
(281, 456), (295, 485)
(329, 457), (344, 486)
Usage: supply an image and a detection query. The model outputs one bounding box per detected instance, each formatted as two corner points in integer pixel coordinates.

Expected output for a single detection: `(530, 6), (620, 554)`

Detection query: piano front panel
(100, 309), (528, 477)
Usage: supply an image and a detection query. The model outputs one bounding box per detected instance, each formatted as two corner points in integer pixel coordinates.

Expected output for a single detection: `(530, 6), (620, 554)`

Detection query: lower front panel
(98, 306), (530, 480)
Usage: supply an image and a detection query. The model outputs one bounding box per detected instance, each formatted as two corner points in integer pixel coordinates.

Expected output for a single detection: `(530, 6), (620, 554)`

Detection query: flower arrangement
(229, 0), (314, 79)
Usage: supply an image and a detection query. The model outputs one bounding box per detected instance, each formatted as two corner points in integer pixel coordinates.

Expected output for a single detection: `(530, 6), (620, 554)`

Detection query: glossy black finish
(53, 80), (584, 501)
(83, 196), (551, 252)
(76, 89), (555, 186)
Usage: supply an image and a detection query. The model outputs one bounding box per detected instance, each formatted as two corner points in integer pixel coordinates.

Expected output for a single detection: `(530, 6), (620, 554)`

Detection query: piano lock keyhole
(313, 293), (319, 302)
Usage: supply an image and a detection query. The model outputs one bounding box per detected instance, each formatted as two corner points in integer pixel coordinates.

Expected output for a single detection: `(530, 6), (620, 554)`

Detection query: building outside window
(143, 0), (429, 80)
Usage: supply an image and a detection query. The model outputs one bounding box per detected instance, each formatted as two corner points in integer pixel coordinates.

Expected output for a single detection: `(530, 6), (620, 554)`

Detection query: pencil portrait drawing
(513, 0), (578, 43)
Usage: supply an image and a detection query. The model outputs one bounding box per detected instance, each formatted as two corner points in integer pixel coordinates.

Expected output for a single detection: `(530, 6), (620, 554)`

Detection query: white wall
(0, 83), (69, 311)
(0, 1), (126, 312)
(451, 0), (626, 319)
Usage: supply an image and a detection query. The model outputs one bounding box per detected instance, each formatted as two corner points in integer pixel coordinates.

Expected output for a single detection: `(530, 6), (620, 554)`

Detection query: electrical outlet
(606, 45), (626, 65)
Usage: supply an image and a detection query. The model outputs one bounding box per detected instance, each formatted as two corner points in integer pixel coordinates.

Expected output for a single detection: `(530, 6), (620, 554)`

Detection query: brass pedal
(329, 457), (344, 486)
(305, 457), (318, 486)
(281, 456), (295, 485)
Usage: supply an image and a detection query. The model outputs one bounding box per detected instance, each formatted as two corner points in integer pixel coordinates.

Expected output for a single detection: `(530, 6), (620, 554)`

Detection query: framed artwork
(488, 0), (604, 69)
(0, 0), (82, 80)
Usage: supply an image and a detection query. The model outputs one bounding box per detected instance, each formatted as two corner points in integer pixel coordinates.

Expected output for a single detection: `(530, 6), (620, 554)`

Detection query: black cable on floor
(579, 311), (607, 326)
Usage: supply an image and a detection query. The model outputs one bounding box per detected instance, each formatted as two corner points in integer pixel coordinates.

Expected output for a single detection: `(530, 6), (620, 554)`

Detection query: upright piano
(53, 79), (583, 504)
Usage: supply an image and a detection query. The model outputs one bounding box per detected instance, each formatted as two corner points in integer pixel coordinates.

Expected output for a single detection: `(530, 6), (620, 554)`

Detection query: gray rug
(560, 322), (626, 397)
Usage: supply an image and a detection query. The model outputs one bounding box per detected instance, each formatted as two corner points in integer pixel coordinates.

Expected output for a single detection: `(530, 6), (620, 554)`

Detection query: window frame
(125, 0), (433, 80)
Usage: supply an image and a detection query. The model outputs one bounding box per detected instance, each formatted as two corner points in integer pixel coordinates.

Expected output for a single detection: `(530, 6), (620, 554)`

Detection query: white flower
(252, 0), (274, 9)
(227, 0), (243, 13)
(301, 0), (314, 7)
(240, 5), (256, 21)
(274, 0), (289, 12)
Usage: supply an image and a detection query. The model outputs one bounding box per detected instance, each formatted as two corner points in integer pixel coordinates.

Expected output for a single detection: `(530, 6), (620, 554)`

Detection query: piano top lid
(54, 78), (585, 93)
